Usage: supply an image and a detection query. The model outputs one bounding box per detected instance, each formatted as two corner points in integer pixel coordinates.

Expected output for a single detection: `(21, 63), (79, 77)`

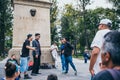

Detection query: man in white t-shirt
(89, 19), (112, 78)
(51, 42), (58, 68)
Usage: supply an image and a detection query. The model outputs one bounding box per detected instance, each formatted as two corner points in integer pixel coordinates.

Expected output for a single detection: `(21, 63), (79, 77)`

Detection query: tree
(61, 4), (79, 43)
(50, 0), (58, 43)
(60, 4), (120, 53)
(84, 8), (120, 49)
(0, 0), (13, 56)
(108, 0), (120, 16)
(78, 0), (91, 49)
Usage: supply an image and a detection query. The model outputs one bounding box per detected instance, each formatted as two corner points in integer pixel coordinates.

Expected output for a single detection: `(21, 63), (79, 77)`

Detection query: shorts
(20, 57), (29, 72)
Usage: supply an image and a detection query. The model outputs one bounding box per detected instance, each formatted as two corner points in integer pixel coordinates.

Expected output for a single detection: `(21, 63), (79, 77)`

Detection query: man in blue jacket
(31, 33), (41, 76)
(60, 38), (66, 73)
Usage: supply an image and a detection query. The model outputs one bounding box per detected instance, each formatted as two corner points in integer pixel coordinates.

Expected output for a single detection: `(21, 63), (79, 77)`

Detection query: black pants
(32, 55), (40, 73)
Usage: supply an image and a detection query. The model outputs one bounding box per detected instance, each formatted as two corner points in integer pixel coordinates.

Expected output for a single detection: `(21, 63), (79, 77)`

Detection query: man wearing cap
(89, 19), (112, 79)
(20, 34), (35, 79)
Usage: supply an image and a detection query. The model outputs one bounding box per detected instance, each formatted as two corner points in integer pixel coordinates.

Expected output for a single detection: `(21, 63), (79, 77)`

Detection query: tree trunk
(0, 12), (5, 56)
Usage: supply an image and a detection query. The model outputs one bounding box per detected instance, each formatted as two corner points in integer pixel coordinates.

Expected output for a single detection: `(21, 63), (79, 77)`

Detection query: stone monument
(9, 0), (54, 65)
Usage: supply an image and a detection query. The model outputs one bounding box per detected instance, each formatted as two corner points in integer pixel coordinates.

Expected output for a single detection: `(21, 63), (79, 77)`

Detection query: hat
(99, 19), (112, 27)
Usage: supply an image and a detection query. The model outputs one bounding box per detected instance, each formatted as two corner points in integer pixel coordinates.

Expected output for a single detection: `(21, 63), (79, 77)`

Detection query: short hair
(47, 74), (58, 80)
(102, 30), (120, 65)
(35, 33), (40, 36)
(27, 34), (32, 39)
(5, 62), (17, 78)
(64, 37), (69, 41)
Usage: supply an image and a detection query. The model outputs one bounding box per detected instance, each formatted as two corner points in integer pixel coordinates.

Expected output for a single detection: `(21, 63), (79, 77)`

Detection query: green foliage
(50, 0), (58, 43)
(108, 0), (120, 16)
(0, 0), (13, 56)
(60, 4), (120, 53)
(61, 4), (80, 43)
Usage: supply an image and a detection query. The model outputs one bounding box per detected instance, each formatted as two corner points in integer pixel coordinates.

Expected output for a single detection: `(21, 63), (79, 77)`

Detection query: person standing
(63, 38), (77, 75)
(51, 42), (58, 68)
(60, 38), (66, 73)
(20, 34), (35, 79)
(93, 31), (120, 80)
(83, 50), (88, 63)
(31, 33), (41, 76)
(89, 19), (112, 79)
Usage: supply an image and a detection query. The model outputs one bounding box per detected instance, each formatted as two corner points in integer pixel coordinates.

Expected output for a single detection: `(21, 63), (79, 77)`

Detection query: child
(7, 54), (20, 80)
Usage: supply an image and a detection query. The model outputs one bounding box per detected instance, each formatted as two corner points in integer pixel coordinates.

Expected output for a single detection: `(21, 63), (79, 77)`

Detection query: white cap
(99, 19), (112, 27)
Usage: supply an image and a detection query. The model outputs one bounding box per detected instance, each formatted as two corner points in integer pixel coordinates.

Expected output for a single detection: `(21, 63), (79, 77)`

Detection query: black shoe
(64, 72), (68, 74)
(31, 73), (37, 76)
(36, 72), (41, 74)
(18, 75), (21, 78)
(74, 71), (77, 76)
(24, 74), (32, 79)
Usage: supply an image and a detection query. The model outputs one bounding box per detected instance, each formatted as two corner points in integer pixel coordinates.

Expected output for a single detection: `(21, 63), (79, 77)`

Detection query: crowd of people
(2, 18), (120, 80)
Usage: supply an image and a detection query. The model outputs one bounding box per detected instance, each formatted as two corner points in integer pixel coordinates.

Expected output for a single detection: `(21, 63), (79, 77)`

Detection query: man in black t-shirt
(93, 31), (120, 80)
(63, 38), (77, 75)
(20, 34), (35, 79)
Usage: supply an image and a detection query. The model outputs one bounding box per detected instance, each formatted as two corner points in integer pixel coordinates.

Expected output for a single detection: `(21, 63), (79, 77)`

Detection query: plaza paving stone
(0, 57), (91, 80)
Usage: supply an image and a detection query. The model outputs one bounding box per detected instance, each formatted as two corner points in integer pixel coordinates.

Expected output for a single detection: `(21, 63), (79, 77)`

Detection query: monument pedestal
(9, 0), (54, 65)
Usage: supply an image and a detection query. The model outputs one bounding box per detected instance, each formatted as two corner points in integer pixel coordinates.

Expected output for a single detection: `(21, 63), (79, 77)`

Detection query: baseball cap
(99, 19), (112, 27)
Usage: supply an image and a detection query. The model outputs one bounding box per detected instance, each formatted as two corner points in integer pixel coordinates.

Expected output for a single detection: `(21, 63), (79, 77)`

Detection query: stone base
(8, 47), (54, 65)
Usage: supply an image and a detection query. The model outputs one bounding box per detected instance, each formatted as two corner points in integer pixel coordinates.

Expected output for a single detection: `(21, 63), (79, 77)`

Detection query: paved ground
(0, 57), (91, 80)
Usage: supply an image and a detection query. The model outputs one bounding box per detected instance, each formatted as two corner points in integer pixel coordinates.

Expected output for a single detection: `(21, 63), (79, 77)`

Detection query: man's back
(64, 42), (73, 57)
(21, 39), (30, 57)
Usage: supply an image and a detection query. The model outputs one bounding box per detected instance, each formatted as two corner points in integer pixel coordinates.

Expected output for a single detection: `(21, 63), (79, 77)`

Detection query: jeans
(65, 56), (77, 73)
(84, 57), (88, 63)
(20, 57), (29, 72)
(60, 54), (66, 71)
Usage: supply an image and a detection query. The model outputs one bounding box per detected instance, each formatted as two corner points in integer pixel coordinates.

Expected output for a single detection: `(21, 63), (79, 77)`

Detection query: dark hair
(103, 30), (120, 65)
(27, 34), (32, 39)
(35, 33), (40, 36)
(47, 74), (58, 80)
(60, 38), (63, 40)
(64, 37), (69, 41)
(5, 62), (17, 78)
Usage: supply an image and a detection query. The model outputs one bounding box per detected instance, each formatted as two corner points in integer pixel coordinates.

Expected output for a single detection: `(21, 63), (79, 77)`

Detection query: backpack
(107, 69), (120, 80)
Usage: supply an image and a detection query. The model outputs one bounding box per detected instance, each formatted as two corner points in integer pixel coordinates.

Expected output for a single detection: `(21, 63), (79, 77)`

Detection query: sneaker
(64, 72), (68, 74)
(31, 73), (37, 76)
(74, 71), (77, 76)
(24, 74), (32, 79)
(36, 72), (41, 74)
(62, 70), (66, 74)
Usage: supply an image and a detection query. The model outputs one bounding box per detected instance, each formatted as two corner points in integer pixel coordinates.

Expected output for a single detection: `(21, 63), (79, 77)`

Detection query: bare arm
(26, 46), (35, 51)
(89, 47), (100, 76)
